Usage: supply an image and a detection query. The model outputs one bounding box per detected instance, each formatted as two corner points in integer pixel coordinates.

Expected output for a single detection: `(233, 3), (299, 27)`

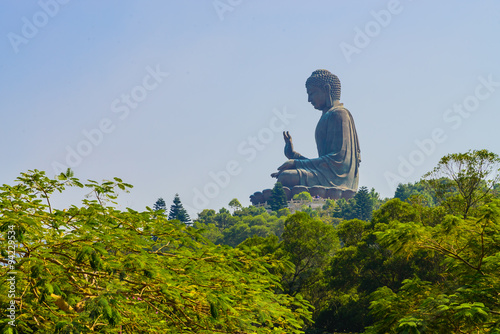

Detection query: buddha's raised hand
(284, 131), (296, 159)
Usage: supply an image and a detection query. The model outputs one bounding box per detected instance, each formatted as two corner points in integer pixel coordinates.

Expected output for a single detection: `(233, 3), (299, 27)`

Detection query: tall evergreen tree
(268, 182), (288, 212)
(168, 194), (191, 223)
(354, 186), (373, 221)
(151, 197), (167, 241)
(153, 197), (167, 214)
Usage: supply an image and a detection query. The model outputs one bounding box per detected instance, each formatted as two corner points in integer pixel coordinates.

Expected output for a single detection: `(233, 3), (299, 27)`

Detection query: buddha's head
(305, 69), (341, 110)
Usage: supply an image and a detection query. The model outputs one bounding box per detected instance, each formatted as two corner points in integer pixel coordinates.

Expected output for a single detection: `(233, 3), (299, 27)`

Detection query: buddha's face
(306, 85), (328, 110)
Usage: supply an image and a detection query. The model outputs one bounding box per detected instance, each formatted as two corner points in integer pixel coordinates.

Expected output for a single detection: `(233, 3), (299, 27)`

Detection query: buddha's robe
(293, 104), (360, 190)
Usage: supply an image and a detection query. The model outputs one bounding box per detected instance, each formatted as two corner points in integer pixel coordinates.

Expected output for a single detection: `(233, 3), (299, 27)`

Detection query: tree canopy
(3, 149), (500, 333)
(424, 149), (500, 218)
(0, 170), (311, 333)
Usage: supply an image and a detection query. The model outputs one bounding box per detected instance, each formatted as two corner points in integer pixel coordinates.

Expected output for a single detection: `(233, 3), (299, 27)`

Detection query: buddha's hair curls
(305, 69), (341, 101)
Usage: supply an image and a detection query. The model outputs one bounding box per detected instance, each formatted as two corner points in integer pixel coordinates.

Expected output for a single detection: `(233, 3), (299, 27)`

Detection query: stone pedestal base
(250, 185), (356, 206)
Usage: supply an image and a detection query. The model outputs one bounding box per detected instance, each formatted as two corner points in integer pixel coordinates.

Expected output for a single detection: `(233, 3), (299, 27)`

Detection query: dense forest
(1, 149), (499, 333)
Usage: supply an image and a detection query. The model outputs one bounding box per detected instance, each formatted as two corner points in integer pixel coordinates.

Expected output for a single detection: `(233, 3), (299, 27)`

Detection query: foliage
(277, 207), (291, 217)
(353, 186), (373, 221)
(194, 206), (286, 247)
(152, 197), (167, 214)
(268, 182), (288, 212)
(369, 200), (500, 333)
(423, 149), (500, 218)
(332, 198), (356, 220)
(6, 149), (497, 333)
(369, 187), (385, 211)
(336, 218), (370, 247)
(322, 199), (335, 211)
(233, 205), (267, 217)
(370, 198), (419, 227)
(168, 193), (191, 223)
(228, 198), (242, 212)
(331, 186), (382, 221)
(281, 213), (339, 304)
(312, 199), (342, 226)
(237, 214), (339, 322)
(299, 205), (319, 218)
(314, 199), (447, 333)
(293, 192), (313, 202)
(215, 208), (239, 231)
(394, 180), (436, 206)
(191, 221), (223, 245)
(221, 214), (285, 248)
(0, 170), (311, 333)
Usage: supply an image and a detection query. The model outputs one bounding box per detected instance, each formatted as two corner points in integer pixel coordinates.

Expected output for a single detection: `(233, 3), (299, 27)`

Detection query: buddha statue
(271, 69), (361, 193)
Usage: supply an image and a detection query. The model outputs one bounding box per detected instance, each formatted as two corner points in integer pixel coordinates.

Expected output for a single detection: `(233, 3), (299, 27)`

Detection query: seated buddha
(271, 69), (361, 192)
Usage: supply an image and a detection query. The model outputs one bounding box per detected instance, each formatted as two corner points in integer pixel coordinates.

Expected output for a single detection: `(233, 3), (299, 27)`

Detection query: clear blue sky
(1, 0), (500, 216)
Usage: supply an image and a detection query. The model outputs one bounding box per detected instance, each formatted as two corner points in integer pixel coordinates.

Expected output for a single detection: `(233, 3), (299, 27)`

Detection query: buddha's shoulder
(325, 105), (350, 118)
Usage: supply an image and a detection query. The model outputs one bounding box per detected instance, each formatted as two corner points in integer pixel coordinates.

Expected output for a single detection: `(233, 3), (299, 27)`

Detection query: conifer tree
(153, 197), (167, 214)
(268, 182), (288, 212)
(168, 194), (191, 223)
(354, 186), (373, 221)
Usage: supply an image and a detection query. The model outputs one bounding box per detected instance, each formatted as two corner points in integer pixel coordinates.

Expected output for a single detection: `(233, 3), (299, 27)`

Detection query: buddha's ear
(324, 83), (333, 108)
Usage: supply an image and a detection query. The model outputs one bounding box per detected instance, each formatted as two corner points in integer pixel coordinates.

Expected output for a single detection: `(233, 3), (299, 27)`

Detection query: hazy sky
(1, 0), (500, 216)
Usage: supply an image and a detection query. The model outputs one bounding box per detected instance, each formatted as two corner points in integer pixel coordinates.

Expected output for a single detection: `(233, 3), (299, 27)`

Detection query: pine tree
(354, 186), (373, 221)
(153, 197), (167, 214)
(268, 182), (288, 212)
(168, 194), (191, 224)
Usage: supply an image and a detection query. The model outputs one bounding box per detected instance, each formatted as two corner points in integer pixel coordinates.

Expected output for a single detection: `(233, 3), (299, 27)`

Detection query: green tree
(322, 199), (335, 210)
(394, 183), (410, 201)
(277, 207), (291, 217)
(233, 205), (267, 218)
(293, 191), (312, 201)
(220, 212), (286, 247)
(152, 197), (167, 214)
(333, 198), (356, 220)
(424, 149), (500, 218)
(315, 199), (445, 333)
(369, 187), (385, 211)
(336, 218), (369, 247)
(394, 181), (435, 205)
(370, 200), (500, 333)
(238, 235), (282, 258)
(268, 182), (288, 212)
(214, 207), (238, 231)
(281, 213), (339, 316)
(194, 207), (286, 247)
(228, 198), (242, 212)
(370, 198), (419, 227)
(299, 205), (319, 218)
(192, 220), (223, 244)
(353, 186), (373, 221)
(168, 193), (191, 223)
(0, 170), (312, 333)
(195, 209), (217, 225)
(314, 199), (343, 226)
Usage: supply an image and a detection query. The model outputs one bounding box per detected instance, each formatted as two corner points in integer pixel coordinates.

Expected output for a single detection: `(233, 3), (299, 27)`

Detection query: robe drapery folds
(294, 104), (360, 190)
